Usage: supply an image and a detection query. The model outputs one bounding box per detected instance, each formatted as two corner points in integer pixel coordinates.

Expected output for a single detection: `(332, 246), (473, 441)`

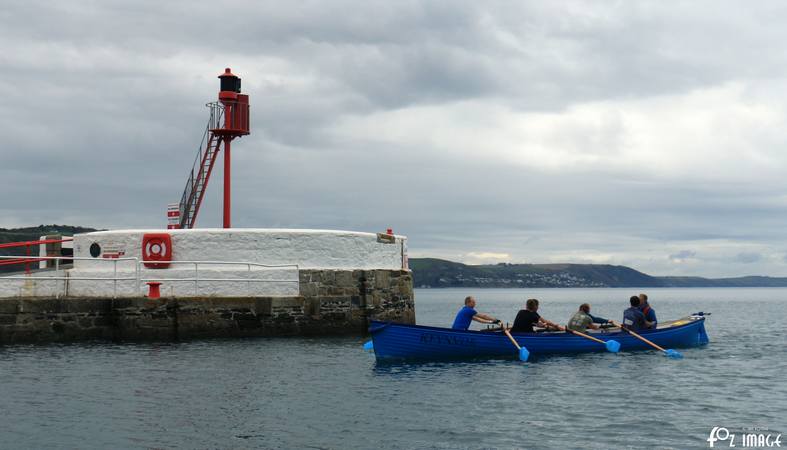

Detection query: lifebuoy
(142, 233), (172, 268)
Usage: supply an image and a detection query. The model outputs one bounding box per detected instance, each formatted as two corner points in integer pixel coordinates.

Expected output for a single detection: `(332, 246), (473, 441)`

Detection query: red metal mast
(175, 68), (250, 229)
(215, 68), (249, 228)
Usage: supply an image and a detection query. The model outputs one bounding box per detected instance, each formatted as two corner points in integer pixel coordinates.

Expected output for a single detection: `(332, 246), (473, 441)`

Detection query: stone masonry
(0, 269), (414, 344)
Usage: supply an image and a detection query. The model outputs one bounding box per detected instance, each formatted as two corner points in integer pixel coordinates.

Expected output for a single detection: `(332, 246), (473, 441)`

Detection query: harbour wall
(0, 228), (410, 298)
(0, 228), (415, 343)
(0, 269), (414, 343)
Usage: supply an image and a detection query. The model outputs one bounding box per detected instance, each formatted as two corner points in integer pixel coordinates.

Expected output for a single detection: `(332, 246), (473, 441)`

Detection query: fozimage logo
(707, 426), (782, 448)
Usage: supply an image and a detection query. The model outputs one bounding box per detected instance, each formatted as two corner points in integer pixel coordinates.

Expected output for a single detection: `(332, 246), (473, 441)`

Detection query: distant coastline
(410, 258), (787, 288)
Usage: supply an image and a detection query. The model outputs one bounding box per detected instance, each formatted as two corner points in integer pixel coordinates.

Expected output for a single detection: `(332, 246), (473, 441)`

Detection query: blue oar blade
(605, 339), (621, 353)
(519, 347), (530, 362)
(664, 349), (683, 359)
(363, 340), (374, 351)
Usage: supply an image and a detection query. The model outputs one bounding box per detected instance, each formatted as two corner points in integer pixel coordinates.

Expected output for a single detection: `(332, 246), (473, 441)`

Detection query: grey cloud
(5, 1), (787, 278)
(8, 1), (785, 114)
(669, 250), (696, 261)
(734, 252), (762, 264)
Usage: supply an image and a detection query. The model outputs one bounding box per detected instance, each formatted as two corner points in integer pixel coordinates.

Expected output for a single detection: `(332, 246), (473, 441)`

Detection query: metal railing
(206, 100), (249, 134)
(0, 255), (138, 299)
(0, 256), (300, 299)
(138, 260), (299, 297)
(0, 237), (74, 273)
(179, 113), (220, 229)
(206, 101), (226, 131)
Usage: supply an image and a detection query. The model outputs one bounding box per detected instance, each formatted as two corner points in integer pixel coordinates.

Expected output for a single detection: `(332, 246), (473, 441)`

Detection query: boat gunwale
(369, 316), (705, 339)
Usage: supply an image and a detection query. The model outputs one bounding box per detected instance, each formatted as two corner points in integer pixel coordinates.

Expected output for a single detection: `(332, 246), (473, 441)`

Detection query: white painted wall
(0, 272), (66, 297)
(0, 228), (408, 298)
(71, 228), (407, 270)
(0, 266), (298, 298)
(67, 266), (299, 297)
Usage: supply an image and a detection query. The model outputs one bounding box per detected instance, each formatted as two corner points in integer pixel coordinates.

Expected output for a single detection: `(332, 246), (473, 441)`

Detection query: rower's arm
(646, 310), (657, 328)
(473, 313), (500, 324)
(539, 318), (560, 329)
(589, 313), (610, 324)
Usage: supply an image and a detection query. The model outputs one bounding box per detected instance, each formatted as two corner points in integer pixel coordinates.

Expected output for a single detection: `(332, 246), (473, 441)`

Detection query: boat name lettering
(419, 333), (476, 347)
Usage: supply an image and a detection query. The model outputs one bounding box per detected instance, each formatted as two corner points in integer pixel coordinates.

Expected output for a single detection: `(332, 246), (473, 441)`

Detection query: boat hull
(369, 316), (708, 361)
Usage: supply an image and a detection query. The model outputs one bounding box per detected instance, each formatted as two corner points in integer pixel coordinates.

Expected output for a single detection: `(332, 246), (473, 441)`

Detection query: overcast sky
(4, 1), (787, 277)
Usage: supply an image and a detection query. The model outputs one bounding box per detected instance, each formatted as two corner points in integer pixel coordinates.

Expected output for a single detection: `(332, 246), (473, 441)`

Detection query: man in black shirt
(510, 298), (560, 333)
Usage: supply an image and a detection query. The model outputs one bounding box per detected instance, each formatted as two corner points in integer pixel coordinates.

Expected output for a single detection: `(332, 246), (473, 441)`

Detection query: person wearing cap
(638, 293), (658, 329)
(451, 296), (501, 330)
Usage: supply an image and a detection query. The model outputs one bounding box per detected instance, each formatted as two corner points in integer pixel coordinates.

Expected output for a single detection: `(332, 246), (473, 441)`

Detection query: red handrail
(0, 238), (73, 273)
(0, 238), (72, 249)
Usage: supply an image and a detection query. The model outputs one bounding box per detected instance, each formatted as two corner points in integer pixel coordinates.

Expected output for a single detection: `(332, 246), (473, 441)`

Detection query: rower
(622, 296), (654, 331)
(510, 298), (560, 333)
(567, 303), (603, 332)
(451, 296), (501, 330)
(638, 293), (658, 329)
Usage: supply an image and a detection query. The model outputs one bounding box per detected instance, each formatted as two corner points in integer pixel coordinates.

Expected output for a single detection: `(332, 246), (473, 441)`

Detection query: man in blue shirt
(622, 296), (653, 331)
(451, 296), (501, 330)
(638, 293), (658, 329)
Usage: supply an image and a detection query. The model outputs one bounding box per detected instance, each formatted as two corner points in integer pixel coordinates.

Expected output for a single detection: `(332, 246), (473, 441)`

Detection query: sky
(3, 1), (787, 277)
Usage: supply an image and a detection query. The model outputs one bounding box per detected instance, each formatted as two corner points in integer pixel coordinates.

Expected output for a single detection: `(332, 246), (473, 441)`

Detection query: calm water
(1, 288), (785, 449)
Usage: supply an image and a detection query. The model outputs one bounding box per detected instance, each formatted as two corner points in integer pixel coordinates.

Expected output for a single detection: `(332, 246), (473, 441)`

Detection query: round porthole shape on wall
(89, 242), (101, 258)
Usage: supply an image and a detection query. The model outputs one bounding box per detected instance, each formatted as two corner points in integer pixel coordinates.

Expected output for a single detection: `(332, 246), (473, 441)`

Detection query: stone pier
(0, 269), (414, 344)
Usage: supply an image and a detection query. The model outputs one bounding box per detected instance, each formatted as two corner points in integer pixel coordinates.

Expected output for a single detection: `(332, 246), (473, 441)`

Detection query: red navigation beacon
(213, 68), (250, 228)
(174, 68), (251, 230)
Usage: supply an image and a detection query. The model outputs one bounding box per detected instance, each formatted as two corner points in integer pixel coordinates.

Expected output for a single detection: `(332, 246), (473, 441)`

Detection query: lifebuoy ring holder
(142, 233), (173, 269)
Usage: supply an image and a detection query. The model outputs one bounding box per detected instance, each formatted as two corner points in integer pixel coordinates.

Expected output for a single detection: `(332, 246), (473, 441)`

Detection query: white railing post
(136, 260), (140, 296)
(113, 259), (118, 299)
(55, 257), (61, 299)
(194, 262), (199, 296)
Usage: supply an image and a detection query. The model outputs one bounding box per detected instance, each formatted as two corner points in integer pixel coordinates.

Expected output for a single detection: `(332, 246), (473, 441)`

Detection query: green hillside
(410, 258), (787, 288)
(409, 258), (662, 288)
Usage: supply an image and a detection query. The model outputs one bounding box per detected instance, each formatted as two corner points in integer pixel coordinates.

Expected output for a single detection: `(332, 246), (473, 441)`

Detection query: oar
(609, 321), (682, 359)
(562, 326), (621, 353)
(503, 328), (530, 361)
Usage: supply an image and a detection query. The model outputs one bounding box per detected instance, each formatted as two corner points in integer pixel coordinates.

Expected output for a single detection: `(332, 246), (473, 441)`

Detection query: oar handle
(565, 327), (606, 344)
(610, 320), (667, 352)
(503, 328), (522, 350)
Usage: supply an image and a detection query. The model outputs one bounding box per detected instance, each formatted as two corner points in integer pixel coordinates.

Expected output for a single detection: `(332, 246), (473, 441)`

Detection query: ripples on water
(0, 288), (785, 449)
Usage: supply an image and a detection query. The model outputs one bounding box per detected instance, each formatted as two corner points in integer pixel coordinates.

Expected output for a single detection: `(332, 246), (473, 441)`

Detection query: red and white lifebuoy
(142, 233), (172, 269)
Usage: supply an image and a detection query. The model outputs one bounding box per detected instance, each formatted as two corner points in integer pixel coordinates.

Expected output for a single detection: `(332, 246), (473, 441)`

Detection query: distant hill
(410, 258), (787, 288)
(0, 225), (98, 244)
(0, 225), (99, 273)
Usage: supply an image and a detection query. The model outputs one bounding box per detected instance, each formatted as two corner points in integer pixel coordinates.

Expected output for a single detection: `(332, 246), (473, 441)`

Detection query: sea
(0, 287), (785, 449)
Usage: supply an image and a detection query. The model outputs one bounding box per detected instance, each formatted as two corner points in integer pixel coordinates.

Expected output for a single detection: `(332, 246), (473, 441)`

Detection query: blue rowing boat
(368, 315), (708, 361)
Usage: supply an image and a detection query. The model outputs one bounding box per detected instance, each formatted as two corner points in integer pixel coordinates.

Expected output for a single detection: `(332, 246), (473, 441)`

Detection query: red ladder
(177, 96), (249, 229)
(178, 105), (225, 229)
